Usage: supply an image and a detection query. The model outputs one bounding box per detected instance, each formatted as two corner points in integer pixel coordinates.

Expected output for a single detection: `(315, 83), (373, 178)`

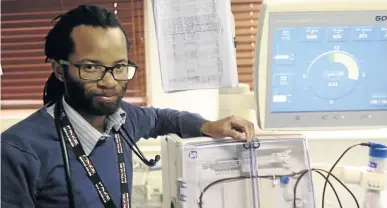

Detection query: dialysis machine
(162, 134), (315, 208)
(161, 0), (387, 207)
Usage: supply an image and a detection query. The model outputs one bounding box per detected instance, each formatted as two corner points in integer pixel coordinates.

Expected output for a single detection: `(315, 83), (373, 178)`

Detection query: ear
(51, 60), (64, 82)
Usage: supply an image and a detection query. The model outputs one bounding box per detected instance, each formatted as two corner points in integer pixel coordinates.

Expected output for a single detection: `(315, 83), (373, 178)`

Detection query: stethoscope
(53, 99), (160, 207)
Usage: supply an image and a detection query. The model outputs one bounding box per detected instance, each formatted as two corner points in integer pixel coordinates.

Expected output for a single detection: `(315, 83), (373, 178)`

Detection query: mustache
(90, 88), (127, 97)
(91, 83), (128, 98)
(93, 91), (121, 97)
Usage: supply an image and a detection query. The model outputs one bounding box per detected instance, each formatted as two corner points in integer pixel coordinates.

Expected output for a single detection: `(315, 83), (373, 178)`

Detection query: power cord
(197, 143), (368, 208)
(294, 168), (359, 208)
(311, 170), (342, 208)
(198, 168), (350, 208)
(198, 170), (305, 208)
(321, 143), (370, 208)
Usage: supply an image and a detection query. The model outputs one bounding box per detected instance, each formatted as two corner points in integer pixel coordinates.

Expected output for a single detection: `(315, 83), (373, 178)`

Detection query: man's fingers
(229, 117), (255, 142)
(224, 129), (246, 140)
(247, 122), (255, 142)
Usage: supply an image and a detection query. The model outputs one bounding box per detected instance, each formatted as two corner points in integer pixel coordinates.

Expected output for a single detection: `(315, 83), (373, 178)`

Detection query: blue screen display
(270, 26), (387, 113)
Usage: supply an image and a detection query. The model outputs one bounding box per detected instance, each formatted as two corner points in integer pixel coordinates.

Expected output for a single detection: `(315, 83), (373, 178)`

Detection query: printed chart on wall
(152, 0), (238, 92)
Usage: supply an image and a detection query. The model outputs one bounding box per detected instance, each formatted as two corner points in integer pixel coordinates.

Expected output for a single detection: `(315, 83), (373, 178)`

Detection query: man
(1, 5), (255, 208)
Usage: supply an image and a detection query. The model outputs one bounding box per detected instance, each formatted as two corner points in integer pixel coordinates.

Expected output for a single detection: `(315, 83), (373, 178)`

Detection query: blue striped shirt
(46, 97), (126, 156)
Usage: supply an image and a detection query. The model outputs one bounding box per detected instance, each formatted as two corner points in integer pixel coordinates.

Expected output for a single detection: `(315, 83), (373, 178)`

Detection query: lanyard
(56, 101), (130, 208)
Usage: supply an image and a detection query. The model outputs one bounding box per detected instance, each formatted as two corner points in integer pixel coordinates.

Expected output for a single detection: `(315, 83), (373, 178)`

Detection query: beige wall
(1, 110), (36, 132)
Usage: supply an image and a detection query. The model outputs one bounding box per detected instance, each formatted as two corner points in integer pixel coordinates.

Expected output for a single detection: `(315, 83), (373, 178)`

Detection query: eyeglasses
(59, 60), (138, 81)
(234, 36), (238, 48)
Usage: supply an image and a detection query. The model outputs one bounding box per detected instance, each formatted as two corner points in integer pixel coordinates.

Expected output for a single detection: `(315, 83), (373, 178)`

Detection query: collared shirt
(46, 97), (126, 156)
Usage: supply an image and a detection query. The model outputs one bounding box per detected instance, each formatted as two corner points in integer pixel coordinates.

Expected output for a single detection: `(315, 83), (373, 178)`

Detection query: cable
(198, 170), (305, 208)
(197, 168), (354, 208)
(321, 143), (369, 208)
(294, 168), (359, 208)
(312, 170), (343, 208)
(197, 143), (369, 208)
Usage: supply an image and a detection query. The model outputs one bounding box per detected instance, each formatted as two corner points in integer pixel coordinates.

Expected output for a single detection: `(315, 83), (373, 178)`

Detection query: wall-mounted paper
(152, 0), (238, 92)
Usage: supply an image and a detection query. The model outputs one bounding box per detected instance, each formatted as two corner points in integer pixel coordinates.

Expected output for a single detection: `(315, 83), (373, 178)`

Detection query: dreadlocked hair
(43, 4), (131, 105)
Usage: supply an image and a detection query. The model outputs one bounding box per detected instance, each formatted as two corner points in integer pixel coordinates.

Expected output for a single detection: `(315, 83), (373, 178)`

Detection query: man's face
(63, 25), (129, 116)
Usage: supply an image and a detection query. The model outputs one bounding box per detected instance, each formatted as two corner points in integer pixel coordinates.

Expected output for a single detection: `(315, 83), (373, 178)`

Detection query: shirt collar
(46, 97), (126, 155)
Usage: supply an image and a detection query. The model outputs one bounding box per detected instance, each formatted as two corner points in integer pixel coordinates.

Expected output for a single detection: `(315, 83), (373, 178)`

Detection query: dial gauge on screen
(305, 51), (360, 100)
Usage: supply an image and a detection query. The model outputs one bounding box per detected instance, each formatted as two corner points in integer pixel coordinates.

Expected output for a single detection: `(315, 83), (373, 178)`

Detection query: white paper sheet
(152, 0), (238, 92)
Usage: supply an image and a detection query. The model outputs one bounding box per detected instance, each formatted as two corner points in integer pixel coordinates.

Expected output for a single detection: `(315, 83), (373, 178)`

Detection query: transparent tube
(362, 155), (386, 208)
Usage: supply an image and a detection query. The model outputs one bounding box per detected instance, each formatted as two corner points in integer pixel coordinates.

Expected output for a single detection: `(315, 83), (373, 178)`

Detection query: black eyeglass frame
(59, 59), (139, 81)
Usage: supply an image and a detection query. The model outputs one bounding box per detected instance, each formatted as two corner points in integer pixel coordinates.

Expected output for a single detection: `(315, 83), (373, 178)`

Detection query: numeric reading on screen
(270, 25), (387, 113)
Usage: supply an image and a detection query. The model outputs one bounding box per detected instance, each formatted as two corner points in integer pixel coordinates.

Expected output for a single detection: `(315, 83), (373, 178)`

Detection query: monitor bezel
(256, 9), (387, 131)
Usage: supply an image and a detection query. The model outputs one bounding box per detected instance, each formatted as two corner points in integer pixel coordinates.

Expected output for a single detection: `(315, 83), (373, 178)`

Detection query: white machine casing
(162, 134), (316, 208)
(218, 83), (255, 121)
(254, 0), (387, 131)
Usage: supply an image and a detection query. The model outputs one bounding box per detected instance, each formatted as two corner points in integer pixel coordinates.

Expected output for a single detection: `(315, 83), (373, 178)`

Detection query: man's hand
(200, 116), (255, 142)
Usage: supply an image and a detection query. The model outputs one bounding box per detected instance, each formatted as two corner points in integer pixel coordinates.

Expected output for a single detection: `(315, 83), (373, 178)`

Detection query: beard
(63, 73), (128, 116)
